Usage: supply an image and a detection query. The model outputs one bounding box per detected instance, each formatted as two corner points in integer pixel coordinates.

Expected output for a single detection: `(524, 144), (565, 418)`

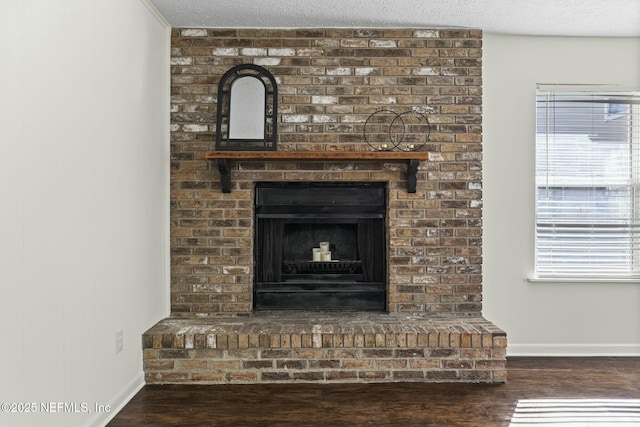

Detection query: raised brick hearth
(144, 314), (506, 384)
(145, 27), (507, 384)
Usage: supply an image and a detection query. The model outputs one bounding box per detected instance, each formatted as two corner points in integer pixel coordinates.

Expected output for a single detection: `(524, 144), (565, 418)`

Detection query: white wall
(483, 34), (640, 356)
(0, 1), (170, 426)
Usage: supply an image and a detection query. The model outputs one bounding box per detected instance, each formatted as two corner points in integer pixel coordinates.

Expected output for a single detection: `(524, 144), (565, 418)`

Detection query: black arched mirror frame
(215, 64), (278, 151)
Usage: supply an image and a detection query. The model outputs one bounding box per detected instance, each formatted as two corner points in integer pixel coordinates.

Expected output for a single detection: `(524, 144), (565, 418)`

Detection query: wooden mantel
(204, 150), (430, 193)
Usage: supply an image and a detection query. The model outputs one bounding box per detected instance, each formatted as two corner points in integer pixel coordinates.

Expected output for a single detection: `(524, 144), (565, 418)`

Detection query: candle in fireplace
(319, 241), (331, 261)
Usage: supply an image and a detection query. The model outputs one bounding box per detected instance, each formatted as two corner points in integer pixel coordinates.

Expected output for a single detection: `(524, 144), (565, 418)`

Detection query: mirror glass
(228, 76), (265, 140)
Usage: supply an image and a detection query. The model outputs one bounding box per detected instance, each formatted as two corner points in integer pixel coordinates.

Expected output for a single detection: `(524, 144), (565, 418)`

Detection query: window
(535, 87), (640, 279)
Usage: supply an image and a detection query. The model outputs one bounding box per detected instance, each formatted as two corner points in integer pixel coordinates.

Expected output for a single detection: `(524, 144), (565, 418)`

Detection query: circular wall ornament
(363, 109), (430, 152)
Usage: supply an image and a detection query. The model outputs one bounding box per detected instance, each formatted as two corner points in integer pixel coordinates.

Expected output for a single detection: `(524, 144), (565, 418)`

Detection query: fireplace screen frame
(253, 182), (388, 311)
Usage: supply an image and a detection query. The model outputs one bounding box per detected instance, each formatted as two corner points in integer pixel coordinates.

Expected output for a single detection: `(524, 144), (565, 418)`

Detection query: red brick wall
(170, 28), (483, 317)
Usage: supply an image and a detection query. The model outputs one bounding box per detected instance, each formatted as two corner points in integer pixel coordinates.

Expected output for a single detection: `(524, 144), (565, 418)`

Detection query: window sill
(527, 277), (640, 284)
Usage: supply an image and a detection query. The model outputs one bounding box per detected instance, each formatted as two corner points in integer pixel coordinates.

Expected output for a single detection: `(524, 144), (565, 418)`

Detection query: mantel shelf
(204, 150), (429, 193)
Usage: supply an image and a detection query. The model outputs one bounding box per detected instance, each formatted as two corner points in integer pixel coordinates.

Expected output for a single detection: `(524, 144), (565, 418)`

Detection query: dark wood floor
(107, 357), (640, 427)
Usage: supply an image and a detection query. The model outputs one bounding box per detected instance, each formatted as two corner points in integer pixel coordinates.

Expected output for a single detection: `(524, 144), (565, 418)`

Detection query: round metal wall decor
(363, 109), (430, 152)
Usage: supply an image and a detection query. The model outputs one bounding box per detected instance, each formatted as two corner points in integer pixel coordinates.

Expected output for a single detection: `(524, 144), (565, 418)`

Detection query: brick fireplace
(143, 28), (507, 384)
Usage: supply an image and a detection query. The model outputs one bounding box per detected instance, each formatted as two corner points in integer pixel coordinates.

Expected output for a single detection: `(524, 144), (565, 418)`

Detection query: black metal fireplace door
(254, 182), (387, 311)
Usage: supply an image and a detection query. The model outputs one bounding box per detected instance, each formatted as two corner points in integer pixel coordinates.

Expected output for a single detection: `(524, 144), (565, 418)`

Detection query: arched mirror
(215, 64), (278, 151)
(229, 77), (265, 140)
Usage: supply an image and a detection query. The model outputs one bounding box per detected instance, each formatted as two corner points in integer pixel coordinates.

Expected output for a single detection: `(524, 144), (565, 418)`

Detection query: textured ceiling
(149, 0), (640, 37)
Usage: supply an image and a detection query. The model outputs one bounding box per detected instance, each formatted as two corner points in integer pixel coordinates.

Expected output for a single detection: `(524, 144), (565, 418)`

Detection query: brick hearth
(144, 314), (506, 384)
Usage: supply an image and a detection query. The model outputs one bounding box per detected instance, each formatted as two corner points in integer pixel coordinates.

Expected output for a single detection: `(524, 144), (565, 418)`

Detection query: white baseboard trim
(84, 373), (144, 427)
(508, 343), (640, 357)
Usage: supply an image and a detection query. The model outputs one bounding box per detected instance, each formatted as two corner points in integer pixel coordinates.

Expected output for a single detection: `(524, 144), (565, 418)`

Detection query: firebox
(254, 182), (387, 311)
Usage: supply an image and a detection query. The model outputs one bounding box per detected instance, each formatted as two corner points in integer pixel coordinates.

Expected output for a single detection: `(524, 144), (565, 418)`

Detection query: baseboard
(83, 373), (144, 427)
(508, 343), (640, 357)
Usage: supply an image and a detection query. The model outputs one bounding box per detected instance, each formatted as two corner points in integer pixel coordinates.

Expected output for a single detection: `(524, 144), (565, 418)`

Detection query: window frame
(533, 85), (640, 282)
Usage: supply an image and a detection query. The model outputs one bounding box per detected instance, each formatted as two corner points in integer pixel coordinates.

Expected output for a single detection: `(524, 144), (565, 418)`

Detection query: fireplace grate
(283, 260), (362, 275)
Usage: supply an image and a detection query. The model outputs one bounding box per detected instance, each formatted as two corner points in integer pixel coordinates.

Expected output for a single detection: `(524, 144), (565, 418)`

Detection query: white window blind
(535, 87), (640, 279)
